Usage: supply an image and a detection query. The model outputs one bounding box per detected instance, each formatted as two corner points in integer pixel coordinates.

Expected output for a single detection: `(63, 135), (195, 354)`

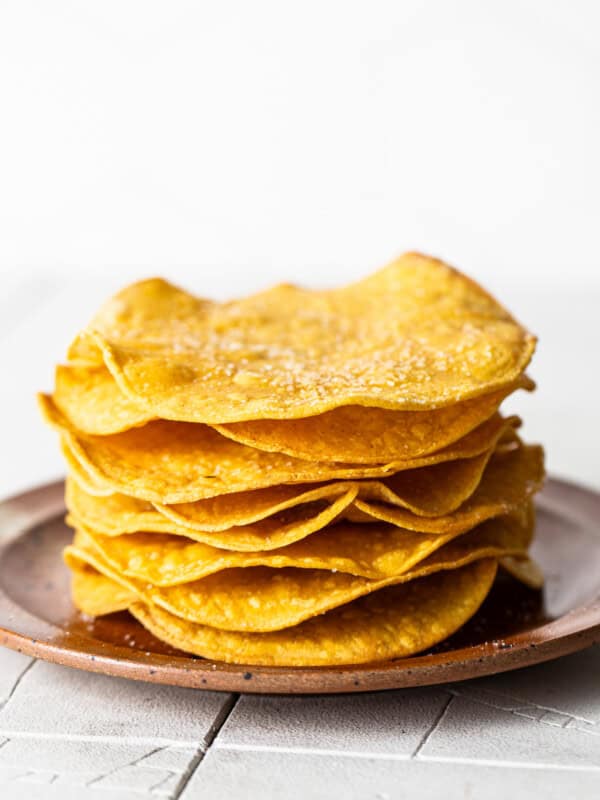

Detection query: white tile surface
(419, 646), (600, 768)
(0, 659), (233, 745)
(451, 645), (600, 724)
(0, 778), (158, 800)
(0, 738), (196, 795)
(216, 690), (450, 756)
(0, 737), (192, 777)
(419, 694), (600, 769)
(182, 749), (600, 800)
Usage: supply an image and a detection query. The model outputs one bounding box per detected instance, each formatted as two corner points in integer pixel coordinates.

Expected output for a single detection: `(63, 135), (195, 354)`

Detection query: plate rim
(1, 477), (599, 695)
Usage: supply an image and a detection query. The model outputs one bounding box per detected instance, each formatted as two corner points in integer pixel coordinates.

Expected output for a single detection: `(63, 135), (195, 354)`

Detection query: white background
(0, 1), (598, 496)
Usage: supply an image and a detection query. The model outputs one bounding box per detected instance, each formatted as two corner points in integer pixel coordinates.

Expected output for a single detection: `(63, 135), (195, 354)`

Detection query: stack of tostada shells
(39, 252), (545, 666)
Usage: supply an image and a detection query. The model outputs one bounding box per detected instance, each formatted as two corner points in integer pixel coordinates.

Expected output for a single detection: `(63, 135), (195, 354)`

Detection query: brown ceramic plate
(1, 478), (599, 694)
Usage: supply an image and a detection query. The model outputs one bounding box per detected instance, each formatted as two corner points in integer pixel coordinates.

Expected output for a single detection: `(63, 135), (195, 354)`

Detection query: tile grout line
(84, 746), (167, 789)
(202, 744), (600, 772)
(411, 692), (454, 759)
(0, 659), (36, 713)
(416, 754), (600, 772)
(215, 743), (414, 760)
(171, 693), (240, 799)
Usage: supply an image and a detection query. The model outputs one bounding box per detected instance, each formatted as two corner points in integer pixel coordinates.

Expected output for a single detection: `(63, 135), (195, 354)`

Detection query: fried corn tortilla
(65, 440), (540, 555)
(40, 393), (516, 503)
(156, 435), (510, 529)
(64, 443), (497, 544)
(155, 484), (361, 534)
(499, 555), (544, 589)
(71, 562), (135, 616)
(76, 496), (533, 586)
(53, 363), (153, 435)
(66, 472), (362, 534)
(64, 509), (531, 632)
(66, 483), (358, 553)
(356, 444), (544, 532)
(213, 377), (533, 464)
(63, 253), (535, 423)
(52, 356), (532, 462)
(68, 559), (498, 665)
